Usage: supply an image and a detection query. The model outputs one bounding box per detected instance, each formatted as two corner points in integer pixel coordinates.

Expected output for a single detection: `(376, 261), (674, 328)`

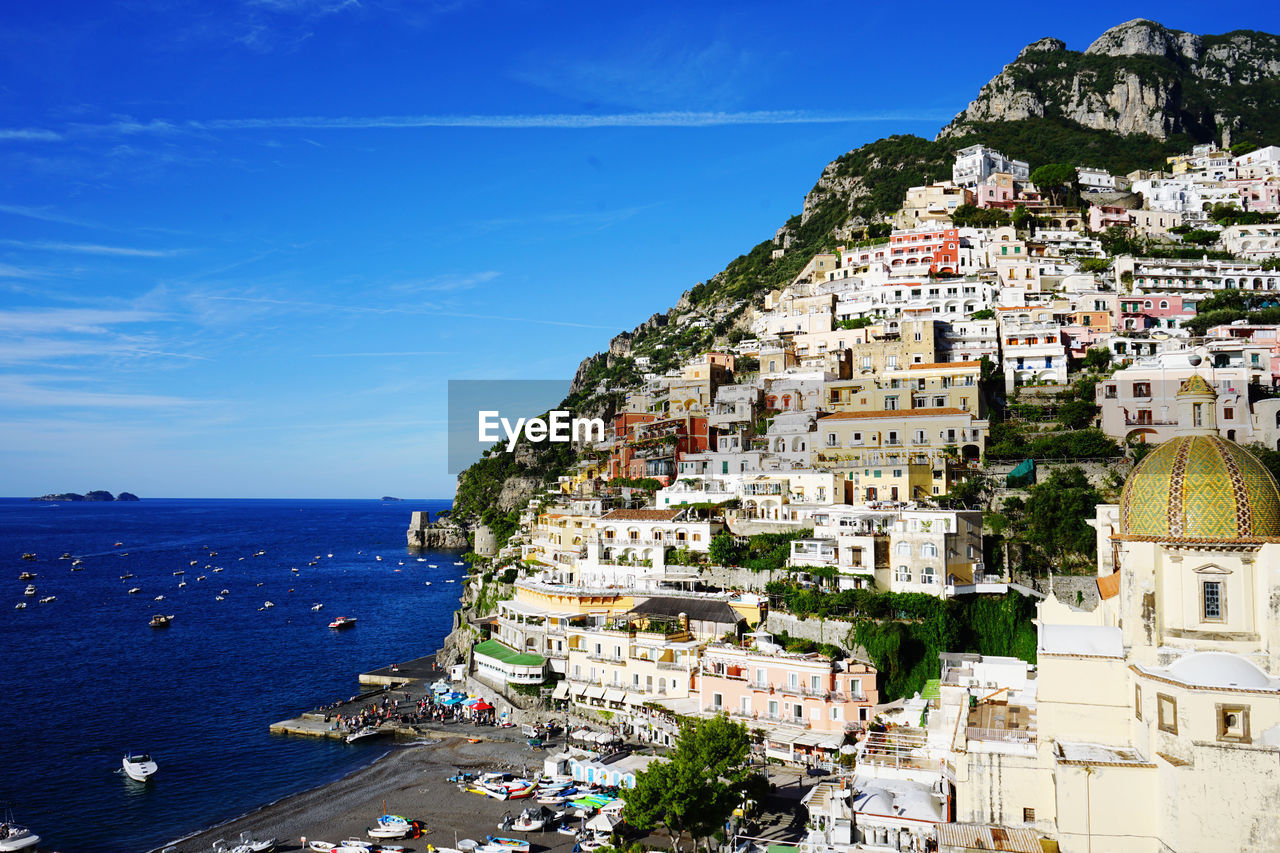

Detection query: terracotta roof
(1097, 571), (1121, 600)
(819, 407), (969, 420)
(600, 509), (683, 521)
(908, 360), (980, 369)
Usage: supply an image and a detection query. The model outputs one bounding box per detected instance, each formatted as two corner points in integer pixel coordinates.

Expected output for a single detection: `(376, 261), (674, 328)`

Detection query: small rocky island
(31, 491), (139, 502)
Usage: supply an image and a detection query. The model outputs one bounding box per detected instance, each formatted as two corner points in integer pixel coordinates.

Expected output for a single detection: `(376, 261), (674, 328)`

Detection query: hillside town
(441, 138), (1280, 853)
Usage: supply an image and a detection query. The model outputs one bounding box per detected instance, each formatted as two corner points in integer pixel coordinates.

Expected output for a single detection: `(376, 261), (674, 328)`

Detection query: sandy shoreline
(156, 737), (583, 853)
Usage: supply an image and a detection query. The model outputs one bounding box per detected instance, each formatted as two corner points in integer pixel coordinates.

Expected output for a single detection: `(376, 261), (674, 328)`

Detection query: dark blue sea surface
(0, 497), (462, 852)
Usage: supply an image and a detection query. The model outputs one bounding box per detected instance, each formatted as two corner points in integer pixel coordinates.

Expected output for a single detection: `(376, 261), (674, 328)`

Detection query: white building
(952, 144), (1029, 187)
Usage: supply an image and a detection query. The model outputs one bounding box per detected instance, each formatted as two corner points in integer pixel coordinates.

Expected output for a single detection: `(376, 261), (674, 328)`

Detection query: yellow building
(826, 361), (984, 416)
(813, 408), (988, 502)
(845, 319), (938, 374)
(965, 376), (1280, 852)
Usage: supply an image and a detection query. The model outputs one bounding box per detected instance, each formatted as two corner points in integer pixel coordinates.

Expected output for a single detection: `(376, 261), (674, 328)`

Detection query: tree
(1021, 467), (1102, 573)
(1081, 347), (1112, 372)
(625, 716), (761, 852)
(1029, 163), (1077, 205)
(969, 308), (995, 320)
(1057, 400), (1100, 430)
(708, 532), (741, 567)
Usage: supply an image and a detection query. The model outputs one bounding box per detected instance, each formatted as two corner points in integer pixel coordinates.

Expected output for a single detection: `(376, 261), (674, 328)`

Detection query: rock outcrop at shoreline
(406, 510), (469, 549)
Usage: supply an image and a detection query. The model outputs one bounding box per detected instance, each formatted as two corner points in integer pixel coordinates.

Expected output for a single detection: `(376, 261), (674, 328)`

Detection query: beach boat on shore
(230, 832), (276, 853)
(345, 726), (389, 744)
(122, 752), (158, 782)
(329, 616), (357, 630)
(307, 842), (335, 852)
(367, 824), (409, 840)
(0, 807), (40, 852)
(481, 836), (531, 853)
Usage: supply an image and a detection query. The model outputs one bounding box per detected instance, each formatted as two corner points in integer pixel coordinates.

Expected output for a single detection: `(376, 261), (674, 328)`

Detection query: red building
(888, 227), (960, 274)
(610, 415), (709, 485)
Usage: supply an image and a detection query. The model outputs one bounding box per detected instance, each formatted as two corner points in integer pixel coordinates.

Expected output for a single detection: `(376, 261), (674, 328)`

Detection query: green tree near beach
(624, 715), (762, 852)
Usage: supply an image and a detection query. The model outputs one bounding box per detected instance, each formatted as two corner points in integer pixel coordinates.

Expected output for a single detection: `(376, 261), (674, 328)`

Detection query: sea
(0, 497), (463, 853)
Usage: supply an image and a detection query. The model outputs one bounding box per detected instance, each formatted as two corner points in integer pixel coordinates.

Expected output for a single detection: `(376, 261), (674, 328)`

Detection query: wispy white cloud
(311, 351), (456, 357)
(0, 108), (950, 143)
(0, 128), (63, 141)
(0, 307), (166, 334)
(388, 270), (500, 294)
(0, 239), (186, 258)
(0, 262), (50, 279)
(198, 294), (614, 329)
(0, 203), (101, 228)
(0, 375), (212, 410)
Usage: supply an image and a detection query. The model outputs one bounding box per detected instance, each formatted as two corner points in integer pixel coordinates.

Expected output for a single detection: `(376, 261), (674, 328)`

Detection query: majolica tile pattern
(1120, 435), (1280, 539)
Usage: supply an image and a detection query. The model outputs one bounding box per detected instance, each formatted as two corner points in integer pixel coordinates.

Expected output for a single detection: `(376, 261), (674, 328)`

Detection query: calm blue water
(0, 497), (463, 852)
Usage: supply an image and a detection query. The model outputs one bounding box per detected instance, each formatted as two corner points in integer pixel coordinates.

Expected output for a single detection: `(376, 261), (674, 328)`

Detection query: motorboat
(510, 807), (551, 832)
(454, 561), (465, 566)
(38, 596), (55, 604)
(311, 603), (324, 611)
(216, 596), (225, 601)
(72, 559), (83, 567)
(17, 572), (34, 581)
(416, 558), (427, 562)
(0, 806), (39, 851)
(22, 585), (35, 597)
(59, 553), (71, 560)
(13, 603), (25, 610)
(178, 581), (187, 588)
(129, 587), (141, 594)
(122, 752), (158, 782)
(119, 573), (134, 580)
(345, 726), (389, 744)
(428, 564), (438, 568)
(367, 824), (408, 839)
(154, 595), (165, 601)
(230, 832), (276, 852)
(150, 614), (173, 628)
(263, 601), (274, 608)
(20, 553), (35, 562)
(329, 616), (357, 630)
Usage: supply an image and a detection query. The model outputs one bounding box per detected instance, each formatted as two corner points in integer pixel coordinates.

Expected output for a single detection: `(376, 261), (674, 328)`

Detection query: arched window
(895, 542), (911, 556)
(921, 543), (939, 558)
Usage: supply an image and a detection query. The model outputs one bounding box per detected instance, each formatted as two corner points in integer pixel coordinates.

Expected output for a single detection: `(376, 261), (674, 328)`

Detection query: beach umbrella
(462, 697), (480, 706)
(593, 732), (616, 744)
(587, 813), (622, 833)
(473, 700), (494, 711)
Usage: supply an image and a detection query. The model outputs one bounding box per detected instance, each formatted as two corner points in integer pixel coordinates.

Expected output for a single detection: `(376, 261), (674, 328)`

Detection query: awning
(794, 732), (823, 747)
(816, 734), (845, 750)
(585, 686), (606, 700)
(624, 692), (645, 706)
(571, 683), (590, 697)
(551, 682), (569, 700)
(603, 689), (626, 704)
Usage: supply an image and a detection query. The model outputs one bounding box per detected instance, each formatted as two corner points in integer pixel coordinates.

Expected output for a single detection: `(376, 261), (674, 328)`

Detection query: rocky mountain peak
(1018, 37), (1065, 59)
(1084, 19), (1202, 60)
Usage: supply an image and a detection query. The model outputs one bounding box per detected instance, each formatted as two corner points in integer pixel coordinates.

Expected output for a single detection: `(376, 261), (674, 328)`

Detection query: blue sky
(2, 1), (1276, 498)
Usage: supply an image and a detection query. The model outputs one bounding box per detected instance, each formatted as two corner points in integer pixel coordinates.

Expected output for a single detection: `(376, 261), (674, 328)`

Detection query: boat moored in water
(150, 614), (173, 628)
(122, 752), (158, 782)
(328, 616), (357, 630)
(0, 806), (40, 851)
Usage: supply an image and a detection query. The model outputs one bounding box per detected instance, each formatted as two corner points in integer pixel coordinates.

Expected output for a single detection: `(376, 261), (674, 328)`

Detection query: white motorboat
(454, 561), (465, 566)
(154, 595), (165, 601)
(0, 807), (40, 851)
(263, 601), (274, 608)
(367, 824), (409, 839)
(375, 556), (382, 561)
(509, 807), (549, 832)
(345, 726), (389, 744)
(13, 603), (25, 610)
(216, 596), (225, 601)
(329, 616), (357, 630)
(122, 752), (158, 782)
(22, 585), (35, 597)
(38, 596), (55, 604)
(229, 832), (276, 853)
(311, 603), (324, 611)
(128, 587), (141, 594)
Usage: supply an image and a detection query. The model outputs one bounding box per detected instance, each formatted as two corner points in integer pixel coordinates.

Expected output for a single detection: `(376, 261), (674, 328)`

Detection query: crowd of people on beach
(320, 686), (505, 732)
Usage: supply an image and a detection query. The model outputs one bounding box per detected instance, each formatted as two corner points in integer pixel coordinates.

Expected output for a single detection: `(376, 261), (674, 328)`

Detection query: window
(895, 565), (911, 583)
(1217, 704), (1250, 743)
(1135, 684), (1142, 720)
(1133, 382), (1151, 398)
(826, 433), (838, 447)
(712, 692), (723, 710)
(1202, 580), (1224, 622)
(811, 675), (821, 692)
(895, 542), (911, 556)
(1023, 808), (1035, 823)
(921, 565), (937, 584)
(921, 543), (939, 558)
(1157, 693), (1178, 734)
(768, 700), (779, 717)
(1224, 407), (1234, 420)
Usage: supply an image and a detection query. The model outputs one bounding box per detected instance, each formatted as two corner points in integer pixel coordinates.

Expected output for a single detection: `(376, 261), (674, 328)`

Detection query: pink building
(1087, 204), (1133, 231)
(697, 633), (879, 764)
(1117, 293), (1193, 333)
(1230, 178), (1280, 213)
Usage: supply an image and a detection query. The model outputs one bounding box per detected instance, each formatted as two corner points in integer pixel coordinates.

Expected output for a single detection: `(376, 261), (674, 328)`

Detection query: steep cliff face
(940, 19), (1280, 144)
